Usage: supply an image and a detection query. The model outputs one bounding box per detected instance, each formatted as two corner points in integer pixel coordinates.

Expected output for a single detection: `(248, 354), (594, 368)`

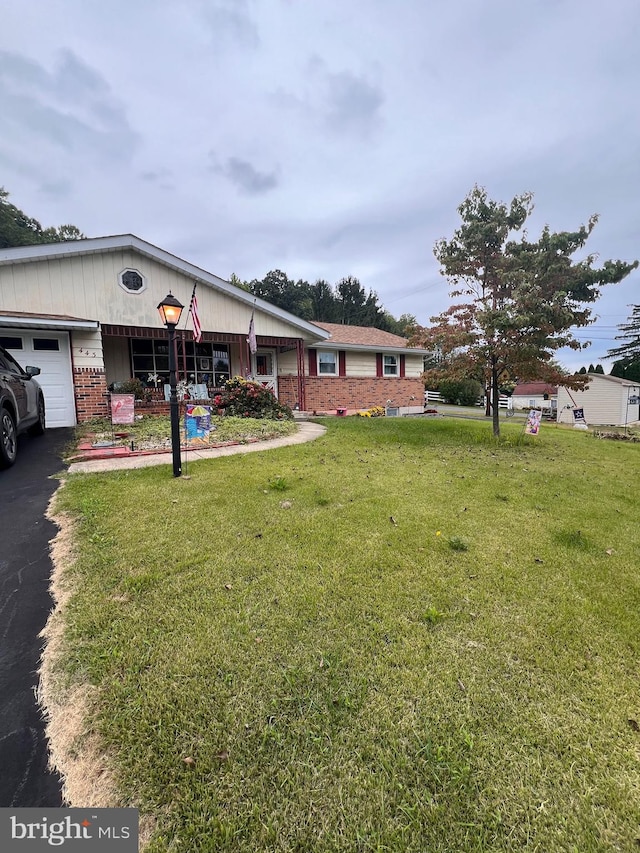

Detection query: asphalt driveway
(0, 427), (72, 807)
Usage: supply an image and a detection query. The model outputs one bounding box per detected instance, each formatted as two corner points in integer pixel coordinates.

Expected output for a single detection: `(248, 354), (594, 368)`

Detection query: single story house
(0, 235), (429, 425)
(511, 382), (558, 412)
(557, 373), (640, 427)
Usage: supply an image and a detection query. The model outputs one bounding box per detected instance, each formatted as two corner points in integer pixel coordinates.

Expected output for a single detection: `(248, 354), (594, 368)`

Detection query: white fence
(425, 390), (510, 408)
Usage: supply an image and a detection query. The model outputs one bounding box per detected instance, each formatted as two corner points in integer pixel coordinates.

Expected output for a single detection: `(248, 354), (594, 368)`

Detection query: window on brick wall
(383, 354), (399, 376)
(317, 350), (338, 375)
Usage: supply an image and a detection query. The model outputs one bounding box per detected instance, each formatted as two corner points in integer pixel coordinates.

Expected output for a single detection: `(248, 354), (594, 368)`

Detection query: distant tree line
(0, 187), (85, 248)
(231, 269), (417, 336)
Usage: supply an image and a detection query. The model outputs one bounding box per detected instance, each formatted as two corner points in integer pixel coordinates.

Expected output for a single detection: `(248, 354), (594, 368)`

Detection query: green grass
(51, 417), (640, 851)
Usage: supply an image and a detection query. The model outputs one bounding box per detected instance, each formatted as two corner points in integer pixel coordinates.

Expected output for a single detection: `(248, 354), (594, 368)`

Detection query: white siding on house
(71, 330), (104, 370)
(557, 375), (640, 426)
(102, 337), (130, 383)
(0, 252), (311, 340)
(404, 353), (424, 378)
(512, 393), (556, 410)
(278, 349), (298, 374)
(285, 349), (425, 377)
(341, 351), (376, 377)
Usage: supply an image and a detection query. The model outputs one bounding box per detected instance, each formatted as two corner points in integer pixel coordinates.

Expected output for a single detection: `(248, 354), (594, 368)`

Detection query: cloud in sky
(1, 0), (639, 369)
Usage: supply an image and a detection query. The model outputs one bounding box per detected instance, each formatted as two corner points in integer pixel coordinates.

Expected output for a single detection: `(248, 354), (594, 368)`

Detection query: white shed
(557, 373), (640, 427)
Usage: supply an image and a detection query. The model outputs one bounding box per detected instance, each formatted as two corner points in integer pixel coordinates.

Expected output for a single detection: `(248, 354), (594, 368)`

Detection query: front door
(253, 349), (278, 397)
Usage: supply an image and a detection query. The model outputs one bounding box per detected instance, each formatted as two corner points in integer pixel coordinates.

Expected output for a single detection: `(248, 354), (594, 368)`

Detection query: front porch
(74, 324), (307, 422)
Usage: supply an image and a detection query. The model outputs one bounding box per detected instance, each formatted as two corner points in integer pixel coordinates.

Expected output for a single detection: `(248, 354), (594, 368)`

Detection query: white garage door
(0, 329), (76, 428)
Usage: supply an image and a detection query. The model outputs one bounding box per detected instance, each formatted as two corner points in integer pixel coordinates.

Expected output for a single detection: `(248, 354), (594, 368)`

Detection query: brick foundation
(279, 375), (424, 413)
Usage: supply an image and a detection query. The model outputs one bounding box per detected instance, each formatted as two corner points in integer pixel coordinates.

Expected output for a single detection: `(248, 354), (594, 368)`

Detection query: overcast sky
(2, 0), (639, 370)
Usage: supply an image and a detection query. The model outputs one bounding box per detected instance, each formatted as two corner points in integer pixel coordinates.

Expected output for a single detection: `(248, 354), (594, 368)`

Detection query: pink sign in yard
(111, 394), (135, 425)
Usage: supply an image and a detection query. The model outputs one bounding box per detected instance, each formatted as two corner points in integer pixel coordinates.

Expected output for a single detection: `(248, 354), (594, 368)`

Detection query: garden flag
(247, 305), (257, 354)
(525, 409), (542, 435)
(189, 283), (202, 342)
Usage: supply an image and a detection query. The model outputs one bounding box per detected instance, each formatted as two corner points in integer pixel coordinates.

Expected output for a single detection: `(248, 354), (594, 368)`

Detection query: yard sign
(110, 394), (135, 425)
(524, 409), (542, 436)
(185, 404), (215, 446)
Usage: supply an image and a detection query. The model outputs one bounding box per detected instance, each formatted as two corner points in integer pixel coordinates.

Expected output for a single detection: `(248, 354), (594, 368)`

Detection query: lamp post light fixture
(157, 292), (184, 477)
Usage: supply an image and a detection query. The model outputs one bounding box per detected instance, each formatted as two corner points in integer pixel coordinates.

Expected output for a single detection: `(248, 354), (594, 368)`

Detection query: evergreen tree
(606, 305), (640, 380)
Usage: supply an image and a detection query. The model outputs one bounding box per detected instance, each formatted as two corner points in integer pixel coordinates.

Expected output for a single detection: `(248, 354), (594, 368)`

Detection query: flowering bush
(214, 377), (293, 420)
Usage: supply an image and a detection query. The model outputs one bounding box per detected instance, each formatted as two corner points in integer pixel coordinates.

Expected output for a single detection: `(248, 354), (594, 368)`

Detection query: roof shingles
(313, 322), (411, 348)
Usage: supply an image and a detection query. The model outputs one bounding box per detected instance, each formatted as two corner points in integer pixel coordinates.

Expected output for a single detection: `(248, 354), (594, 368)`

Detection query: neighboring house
(511, 382), (558, 412)
(0, 236), (430, 425)
(279, 322), (428, 415)
(557, 373), (640, 426)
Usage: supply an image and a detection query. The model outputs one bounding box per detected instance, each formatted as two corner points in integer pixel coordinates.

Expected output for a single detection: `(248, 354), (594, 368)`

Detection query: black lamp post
(157, 292), (184, 477)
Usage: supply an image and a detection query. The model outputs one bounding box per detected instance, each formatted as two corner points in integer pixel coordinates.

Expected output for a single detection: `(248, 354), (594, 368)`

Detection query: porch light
(158, 292), (185, 477)
(157, 292), (184, 328)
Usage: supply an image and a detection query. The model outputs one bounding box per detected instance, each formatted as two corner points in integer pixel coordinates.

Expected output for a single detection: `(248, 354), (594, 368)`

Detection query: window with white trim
(383, 354), (398, 376)
(318, 350), (338, 375)
(119, 268), (147, 294)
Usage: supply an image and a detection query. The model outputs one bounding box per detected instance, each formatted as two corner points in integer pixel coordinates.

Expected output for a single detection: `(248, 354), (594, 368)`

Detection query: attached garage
(0, 314), (100, 428)
(0, 329), (75, 427)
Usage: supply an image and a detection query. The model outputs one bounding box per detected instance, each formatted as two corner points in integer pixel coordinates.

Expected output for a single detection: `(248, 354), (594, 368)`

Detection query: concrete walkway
(68, 421), (327, 474)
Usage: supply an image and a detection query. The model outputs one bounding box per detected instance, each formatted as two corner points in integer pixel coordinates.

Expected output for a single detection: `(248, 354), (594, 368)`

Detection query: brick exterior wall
(279, 375), (424, 413)
(73, 367), (110, 422)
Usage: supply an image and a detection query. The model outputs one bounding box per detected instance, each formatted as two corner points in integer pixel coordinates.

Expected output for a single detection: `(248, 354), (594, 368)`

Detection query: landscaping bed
(73, 414), (297, 456)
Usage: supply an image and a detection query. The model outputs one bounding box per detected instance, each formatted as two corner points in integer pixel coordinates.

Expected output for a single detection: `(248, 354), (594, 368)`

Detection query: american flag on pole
(247, 305), (257, 354)
(189, 283), (202, 342)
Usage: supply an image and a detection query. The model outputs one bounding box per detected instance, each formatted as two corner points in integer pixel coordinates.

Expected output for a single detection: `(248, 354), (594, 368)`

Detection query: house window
(0, 336), (23, 350)
(529, 399), (536, 408)
(119, 268), (147, 294)
(131, 340), (230, 387)
(33, 337), (60, 351)
(383, 354), (398, 376)
(318, 351), (338, 375)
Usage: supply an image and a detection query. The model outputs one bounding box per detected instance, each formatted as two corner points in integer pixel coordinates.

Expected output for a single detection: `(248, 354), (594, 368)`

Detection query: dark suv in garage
(0, 344), (46, 468)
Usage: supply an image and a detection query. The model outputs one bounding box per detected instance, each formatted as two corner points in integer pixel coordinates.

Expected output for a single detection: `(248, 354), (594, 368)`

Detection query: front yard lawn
(45, 417), (640, 852)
